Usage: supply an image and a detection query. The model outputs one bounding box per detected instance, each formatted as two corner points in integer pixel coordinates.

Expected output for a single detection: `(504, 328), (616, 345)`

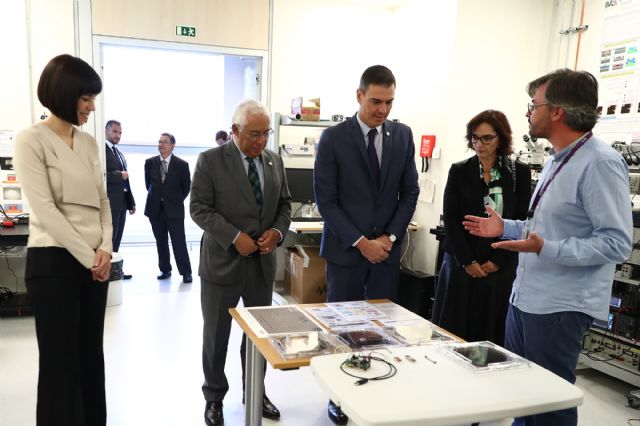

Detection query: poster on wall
(0, 130), (26, 216)
(596, 0), (640, 141)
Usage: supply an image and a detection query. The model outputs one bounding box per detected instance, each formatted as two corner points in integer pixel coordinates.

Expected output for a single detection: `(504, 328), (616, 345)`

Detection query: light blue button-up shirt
(502, 134), (632, 320)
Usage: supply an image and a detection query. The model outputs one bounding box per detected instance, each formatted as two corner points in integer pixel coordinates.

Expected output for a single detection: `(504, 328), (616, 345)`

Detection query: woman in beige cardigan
(14, 54), (112, 426)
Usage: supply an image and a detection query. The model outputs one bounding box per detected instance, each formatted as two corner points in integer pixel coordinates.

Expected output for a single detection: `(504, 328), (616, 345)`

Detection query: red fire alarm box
(420, 135), (436, 157)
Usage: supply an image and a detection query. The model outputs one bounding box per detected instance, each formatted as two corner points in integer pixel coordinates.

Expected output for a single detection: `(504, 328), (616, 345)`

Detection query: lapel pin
(268, 161), (273, 166)
(386, 131), (390, 136)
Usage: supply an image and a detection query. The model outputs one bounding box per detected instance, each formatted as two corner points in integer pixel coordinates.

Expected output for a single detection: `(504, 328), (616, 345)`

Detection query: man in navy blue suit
(314, 65), (419, 424)
(144, 132), (193, 283)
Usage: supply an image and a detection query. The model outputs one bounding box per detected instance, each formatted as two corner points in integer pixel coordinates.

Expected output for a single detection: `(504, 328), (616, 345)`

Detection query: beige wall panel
(92, 0), (268, 50)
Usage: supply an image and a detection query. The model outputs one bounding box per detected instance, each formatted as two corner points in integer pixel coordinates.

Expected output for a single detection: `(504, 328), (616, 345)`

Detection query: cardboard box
(284, 245), (327, 303)
(291, 97), (321, 121)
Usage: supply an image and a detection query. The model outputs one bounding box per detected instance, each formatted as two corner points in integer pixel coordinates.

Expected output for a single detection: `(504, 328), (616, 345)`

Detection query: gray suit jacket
(190, 142), (291, 285)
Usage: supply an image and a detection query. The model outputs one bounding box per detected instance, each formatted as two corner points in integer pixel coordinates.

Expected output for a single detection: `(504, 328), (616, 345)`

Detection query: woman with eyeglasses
(13, 54), (112, 426)
(432, 110), (531, 345)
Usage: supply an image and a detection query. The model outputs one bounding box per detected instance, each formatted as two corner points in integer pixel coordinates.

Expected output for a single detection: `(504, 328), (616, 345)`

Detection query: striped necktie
(161, 159), (168, 183)
(246, 157), (263, 206)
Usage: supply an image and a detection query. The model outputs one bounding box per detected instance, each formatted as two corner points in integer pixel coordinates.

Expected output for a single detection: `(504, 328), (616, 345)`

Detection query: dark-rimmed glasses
(471, 134), (498, 145)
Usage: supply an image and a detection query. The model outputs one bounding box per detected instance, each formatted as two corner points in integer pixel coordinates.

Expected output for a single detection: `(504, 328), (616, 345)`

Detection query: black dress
(432, 156), (531, 345)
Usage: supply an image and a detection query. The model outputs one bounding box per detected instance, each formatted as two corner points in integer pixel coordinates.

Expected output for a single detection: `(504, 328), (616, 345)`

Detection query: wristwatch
(387, 233), (397, 243)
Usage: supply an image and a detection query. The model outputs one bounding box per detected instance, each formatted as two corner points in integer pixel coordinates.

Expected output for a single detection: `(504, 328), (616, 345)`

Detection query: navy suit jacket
(144, 155), (191, 220)
(314, 115), (419, 266)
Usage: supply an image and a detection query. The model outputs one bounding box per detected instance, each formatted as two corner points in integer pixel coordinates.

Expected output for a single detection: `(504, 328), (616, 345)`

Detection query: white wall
(0, 0), (32, 131)
(270, 0), (393, 116)
(25, 0), (76, 124)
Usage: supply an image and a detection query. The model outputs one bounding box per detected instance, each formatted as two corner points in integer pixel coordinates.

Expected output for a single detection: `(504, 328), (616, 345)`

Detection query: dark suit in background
(191, 101), (290, 424)
(105, 145), (135, 251)
(105, 120), (135, 253)
(144, 134), (192, 279)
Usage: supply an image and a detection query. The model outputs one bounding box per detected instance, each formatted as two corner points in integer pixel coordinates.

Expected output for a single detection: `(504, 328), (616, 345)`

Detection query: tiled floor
(2, 244), (640, 425)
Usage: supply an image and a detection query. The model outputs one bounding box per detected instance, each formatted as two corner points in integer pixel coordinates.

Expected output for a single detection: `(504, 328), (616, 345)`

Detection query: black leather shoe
(183, 274), (193, 283)
(328, 400), (348, 425)
(157, 271), (171, 280)
(262, 395), (280, 420)
(122, 273), (132, 280)
(204, 401), (223, 426)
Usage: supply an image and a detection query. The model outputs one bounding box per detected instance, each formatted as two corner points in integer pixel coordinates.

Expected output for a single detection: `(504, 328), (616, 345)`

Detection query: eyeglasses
(471, 134), (498, 145)
(242, 128), (274, 141)
(527, 102), (550, 113)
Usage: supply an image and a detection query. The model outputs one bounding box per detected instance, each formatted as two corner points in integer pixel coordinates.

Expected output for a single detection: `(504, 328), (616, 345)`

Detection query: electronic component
(344, 354), (371, 370)
(340, 353), (398, 384)
(582, 329), (640, 372)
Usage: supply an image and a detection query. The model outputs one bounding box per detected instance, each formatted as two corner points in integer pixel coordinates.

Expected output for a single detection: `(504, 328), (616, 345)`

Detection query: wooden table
(229, 300), (454, 426)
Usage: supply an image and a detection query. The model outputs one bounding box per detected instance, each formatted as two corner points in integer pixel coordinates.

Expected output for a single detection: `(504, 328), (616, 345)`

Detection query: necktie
(367, 128), (380, 186)
(113, 146), (130, 192)
(161, 159), (168, 183)
(112, 146), (126, 171)
(246, 157), (263, 206)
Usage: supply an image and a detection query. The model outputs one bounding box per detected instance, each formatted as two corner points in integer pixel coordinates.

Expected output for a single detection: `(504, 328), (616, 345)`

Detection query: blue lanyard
(527, 131), (592, 219)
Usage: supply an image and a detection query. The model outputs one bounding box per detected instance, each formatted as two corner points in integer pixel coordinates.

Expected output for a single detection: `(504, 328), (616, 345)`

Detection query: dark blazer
(190, 142), (291, 285)
(143, 155), (191, 220)
(314, 115), (420, 266)
(442, 155), (531, 268)
(105, 144), (135, 211)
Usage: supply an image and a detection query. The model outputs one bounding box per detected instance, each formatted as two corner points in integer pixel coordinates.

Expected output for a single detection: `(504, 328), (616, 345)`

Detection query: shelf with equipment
(269, 112), (337, 169)
(579, 219), (640, 386)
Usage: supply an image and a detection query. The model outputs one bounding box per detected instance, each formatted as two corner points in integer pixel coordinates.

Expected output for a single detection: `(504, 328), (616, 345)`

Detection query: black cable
(340, 354), (397, 385)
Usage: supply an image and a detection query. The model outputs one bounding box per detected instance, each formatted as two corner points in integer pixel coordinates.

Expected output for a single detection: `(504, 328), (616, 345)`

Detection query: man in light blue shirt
(463, 69), (632, 426)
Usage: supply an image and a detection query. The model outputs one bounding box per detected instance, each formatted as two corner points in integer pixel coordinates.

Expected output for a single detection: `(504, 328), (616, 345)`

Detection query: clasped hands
(91, 249), (111, 282)
(464, 261), (499, 279)
(234, 229), (279, 257)
(356, 235), (393, 264)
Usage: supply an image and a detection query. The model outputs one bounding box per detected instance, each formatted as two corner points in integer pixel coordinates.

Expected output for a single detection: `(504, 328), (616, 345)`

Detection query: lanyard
(527, 131), (592, 219)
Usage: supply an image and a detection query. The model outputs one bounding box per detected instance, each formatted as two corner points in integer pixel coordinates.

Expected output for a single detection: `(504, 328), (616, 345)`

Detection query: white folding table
(311, 345), (583, 426)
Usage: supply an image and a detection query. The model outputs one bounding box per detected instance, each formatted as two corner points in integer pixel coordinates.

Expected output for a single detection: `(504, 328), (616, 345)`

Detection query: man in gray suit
(190, 99), (291, 426)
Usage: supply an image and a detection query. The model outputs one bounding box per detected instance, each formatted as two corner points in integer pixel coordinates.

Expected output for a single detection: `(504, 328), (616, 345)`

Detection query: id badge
(521, 218), (534, 240)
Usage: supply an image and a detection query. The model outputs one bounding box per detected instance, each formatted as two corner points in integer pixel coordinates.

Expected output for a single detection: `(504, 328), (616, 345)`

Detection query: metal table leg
(245, 337), (264, 426)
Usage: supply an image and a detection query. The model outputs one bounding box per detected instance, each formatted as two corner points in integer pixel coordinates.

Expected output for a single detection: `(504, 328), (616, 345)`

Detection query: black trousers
(110, 207), (127, 253)
(201, 258), (271, 403)
(25, 247), (109, 426)
(149, 205), (191, 275)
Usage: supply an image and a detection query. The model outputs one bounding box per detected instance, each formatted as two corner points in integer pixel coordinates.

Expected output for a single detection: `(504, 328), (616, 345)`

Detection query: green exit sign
(176, 26), (196, 37)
